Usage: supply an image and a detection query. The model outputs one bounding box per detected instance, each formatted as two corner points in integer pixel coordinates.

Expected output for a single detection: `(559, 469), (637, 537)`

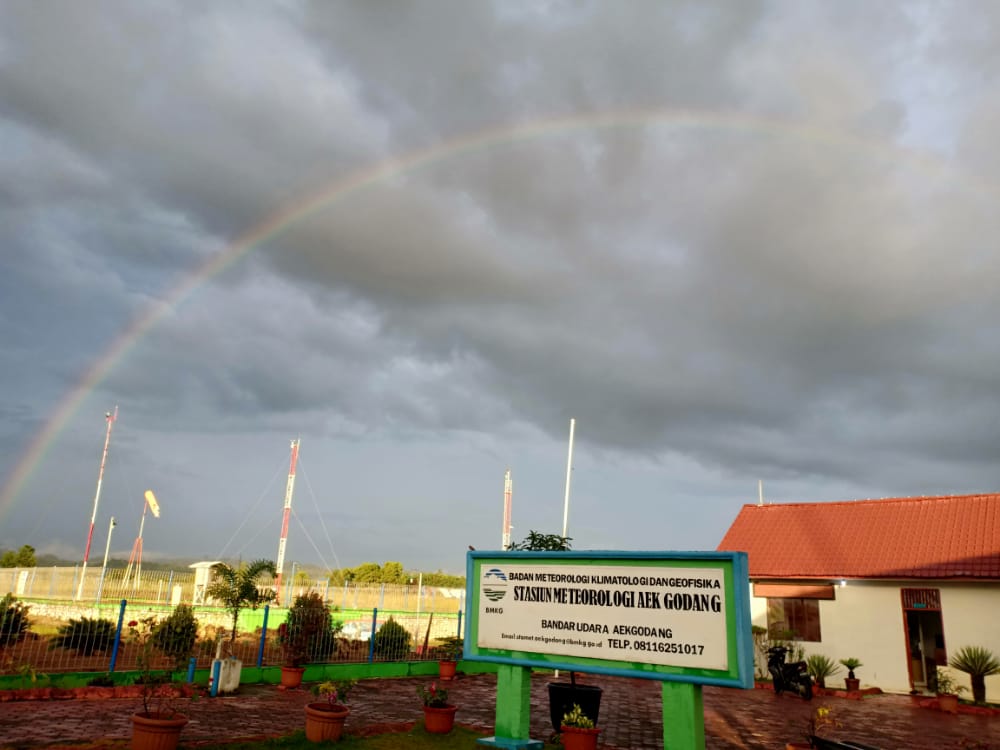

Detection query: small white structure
(719, 493), (1000, 703)
(189, 561), (222, 605)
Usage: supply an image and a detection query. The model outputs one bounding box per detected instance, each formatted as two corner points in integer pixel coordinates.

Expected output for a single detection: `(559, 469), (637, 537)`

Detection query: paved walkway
(0, 673), (997, 749)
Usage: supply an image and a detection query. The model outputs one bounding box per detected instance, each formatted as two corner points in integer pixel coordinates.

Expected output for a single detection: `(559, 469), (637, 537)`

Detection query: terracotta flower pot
(131, 712), (188, 750)
(438, 660), (457, 681)
(938, 693), (959, 714)
(844, 678), (860, 691)
(561, 725), (601, 750)
(423, 704), (457, 734)
(280, 666), (306, 690)
(305, 702), (350, 742)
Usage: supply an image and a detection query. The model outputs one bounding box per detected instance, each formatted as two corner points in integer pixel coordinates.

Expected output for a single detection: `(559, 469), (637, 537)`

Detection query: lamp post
(95, 516), (116, 604)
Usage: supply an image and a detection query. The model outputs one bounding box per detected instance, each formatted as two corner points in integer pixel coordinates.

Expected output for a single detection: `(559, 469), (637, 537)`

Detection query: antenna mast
(76, 406), (117, 600)
(561, 418), (576, 538)
(502, 469), (513, 550)
(274, 438), (300, 601)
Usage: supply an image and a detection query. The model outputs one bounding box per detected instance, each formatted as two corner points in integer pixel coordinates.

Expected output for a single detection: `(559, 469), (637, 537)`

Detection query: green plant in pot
(839, 657), (862, 690)
(127, 616), (193, 750)
(305, 679), (355, 742)
(278, 591), (342, 688)
(805, 654), (840, 689)
(560, 703), (600, 750)
(949, 645), (1000, 705)
(418, 681), (457, 734)
(435, 635), (463, 681)
(935, 667), (967, 714)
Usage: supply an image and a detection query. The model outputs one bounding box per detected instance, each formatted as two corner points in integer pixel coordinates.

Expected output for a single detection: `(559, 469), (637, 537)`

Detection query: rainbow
(0, 107), (971, 519)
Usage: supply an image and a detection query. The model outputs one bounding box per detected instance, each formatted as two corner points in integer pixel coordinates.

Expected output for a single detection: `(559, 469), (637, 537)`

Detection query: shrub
(950, 645), (1000, 704)
(49, 617), (116, 655)
(86, 673), (116, 687)
(372, 616), (412, 660)
(0, 594), (31, 649)
(805, 654), (841, 687)
(280, 591), (342, 666)
(151, 604), (199, 671)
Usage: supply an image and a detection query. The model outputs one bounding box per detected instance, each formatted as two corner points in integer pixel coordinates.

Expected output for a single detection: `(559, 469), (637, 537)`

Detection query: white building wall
(940, 583), (1000, 704)
(747, 580), (1000, 702)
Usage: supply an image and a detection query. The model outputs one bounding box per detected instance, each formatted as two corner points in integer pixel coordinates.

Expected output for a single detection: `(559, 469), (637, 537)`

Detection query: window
(767, 598), (822, 642)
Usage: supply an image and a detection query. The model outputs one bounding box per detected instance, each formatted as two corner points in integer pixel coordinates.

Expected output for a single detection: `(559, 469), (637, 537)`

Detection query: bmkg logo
(482, 567), (508, 603)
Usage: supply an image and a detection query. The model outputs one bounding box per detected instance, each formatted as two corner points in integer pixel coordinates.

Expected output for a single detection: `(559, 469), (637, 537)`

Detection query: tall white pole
(100, 516), (116, 579)
(561, 418), (575, 538)
(77, 406), (117, 600)
(502, 469), (513, 550)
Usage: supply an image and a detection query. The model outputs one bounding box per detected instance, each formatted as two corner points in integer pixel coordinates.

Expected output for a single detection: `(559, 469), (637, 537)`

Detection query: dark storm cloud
(3, 1), (1000, 568)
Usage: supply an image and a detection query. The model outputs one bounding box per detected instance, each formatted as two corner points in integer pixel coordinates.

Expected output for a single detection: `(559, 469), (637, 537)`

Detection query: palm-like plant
(950, 645), (1000, 704)
(206, 559), (277, 645)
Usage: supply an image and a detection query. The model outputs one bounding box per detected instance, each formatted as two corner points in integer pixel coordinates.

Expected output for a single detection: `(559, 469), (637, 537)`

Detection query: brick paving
(0, 673), (997, 749)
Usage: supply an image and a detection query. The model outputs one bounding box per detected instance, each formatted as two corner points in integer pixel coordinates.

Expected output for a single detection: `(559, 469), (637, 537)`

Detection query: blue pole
(457, 610), (463, 638)
(109, 599), (127, 673)
(257, 604), (269, 668)
(210, 659), (221, 697)
(186, 657), (197, 684)
(368, 608), (377, 664)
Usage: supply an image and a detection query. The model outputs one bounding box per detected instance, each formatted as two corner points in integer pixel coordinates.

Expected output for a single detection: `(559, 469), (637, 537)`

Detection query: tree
(950, 645), (1000, 704)
(0, 545), (36, 568)
(352, 562), (382, 583)
(381, 561), (405, 583)
(507, 531), (572, 551)
(205, 559), (277, 644)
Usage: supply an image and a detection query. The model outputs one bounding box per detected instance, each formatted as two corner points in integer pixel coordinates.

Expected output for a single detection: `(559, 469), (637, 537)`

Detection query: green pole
(662, 681), (705, 750)
(495, 664), (533, 738)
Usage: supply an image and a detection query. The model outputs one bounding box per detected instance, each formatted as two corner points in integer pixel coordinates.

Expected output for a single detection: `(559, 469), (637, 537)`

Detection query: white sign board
(477, 562), (728, 670)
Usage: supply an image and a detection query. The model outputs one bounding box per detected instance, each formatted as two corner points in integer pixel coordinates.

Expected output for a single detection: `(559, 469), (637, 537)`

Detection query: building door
(902, 588), (946, 692)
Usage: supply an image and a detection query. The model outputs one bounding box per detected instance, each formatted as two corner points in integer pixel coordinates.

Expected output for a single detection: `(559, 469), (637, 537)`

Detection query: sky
(3, 2), (1000, 576)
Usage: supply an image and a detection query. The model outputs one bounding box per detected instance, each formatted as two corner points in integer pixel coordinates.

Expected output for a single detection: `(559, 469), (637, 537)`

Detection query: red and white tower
(274, 438), (300, 600)
(502, 468), (512, 550)
(76, 406), (117, 600)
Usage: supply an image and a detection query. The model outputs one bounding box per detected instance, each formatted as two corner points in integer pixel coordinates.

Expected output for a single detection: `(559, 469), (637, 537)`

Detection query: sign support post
(662, 682), (705, 750)
(477, 664), (542, 748)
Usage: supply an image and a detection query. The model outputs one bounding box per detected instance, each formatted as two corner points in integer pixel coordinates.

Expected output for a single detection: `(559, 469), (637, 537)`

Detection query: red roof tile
(717, 494), (1000, 580)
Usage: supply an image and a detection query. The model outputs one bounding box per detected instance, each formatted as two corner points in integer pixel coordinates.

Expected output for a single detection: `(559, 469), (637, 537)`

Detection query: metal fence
(2, 566), (465, 613)
(1, 567), (466, 678)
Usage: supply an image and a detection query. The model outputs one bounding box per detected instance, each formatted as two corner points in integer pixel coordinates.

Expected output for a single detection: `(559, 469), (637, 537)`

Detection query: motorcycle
(767, 645), (813, 700)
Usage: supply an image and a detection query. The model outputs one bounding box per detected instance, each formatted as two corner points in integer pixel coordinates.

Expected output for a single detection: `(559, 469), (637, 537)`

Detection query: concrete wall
(748, 579), (1000, 703)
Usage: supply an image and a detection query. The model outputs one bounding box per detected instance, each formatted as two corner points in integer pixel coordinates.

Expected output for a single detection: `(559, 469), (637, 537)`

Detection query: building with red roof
(718, 493), (1000, 701)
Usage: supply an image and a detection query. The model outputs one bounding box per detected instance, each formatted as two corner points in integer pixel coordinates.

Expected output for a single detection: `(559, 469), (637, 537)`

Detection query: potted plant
(839, 658), (862, 691)
(560, 703), (600, 750)
(127, 617), (192, 750)
(949, 645), (1000, 705)
(205, 559), (277, 694)
(305, 679), (355, 742)
(507, 530), (602, 732)
(278, 591), (338, 689)
(787, 704), (836, 750)
(805, 654), (840, 689)
(436, 635), (463, 681)
(417, 681), (457, 734)
(934, 667), (967, 714)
